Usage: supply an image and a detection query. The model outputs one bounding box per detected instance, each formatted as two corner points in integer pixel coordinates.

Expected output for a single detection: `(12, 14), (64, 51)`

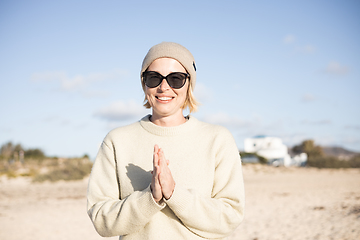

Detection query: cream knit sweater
(87, 115), (245, 239)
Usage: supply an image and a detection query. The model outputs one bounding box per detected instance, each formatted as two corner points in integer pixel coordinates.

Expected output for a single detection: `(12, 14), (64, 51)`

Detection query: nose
(159, 78), (170, 91)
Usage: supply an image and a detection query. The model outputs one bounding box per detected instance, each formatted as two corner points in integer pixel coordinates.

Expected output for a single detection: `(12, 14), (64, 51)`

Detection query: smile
(156, 96), (173, 101)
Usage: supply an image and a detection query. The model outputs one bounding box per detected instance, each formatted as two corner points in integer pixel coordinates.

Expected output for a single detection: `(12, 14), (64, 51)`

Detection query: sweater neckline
(140, 114), (196, 136)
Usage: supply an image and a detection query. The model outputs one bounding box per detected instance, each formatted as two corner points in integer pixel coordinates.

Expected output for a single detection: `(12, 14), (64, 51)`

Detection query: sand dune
(0, 164), (359, 240)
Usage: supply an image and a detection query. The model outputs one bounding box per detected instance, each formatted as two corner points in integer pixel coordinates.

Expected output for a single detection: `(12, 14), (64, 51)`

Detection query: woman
(87, 42), (245, 239)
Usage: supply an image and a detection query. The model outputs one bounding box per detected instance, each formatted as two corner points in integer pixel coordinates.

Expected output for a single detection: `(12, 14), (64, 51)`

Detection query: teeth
(158, 97), (172, 100)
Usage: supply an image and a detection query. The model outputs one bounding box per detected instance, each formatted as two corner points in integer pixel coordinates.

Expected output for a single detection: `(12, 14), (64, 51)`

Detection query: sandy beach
(1, 164), (359, 240)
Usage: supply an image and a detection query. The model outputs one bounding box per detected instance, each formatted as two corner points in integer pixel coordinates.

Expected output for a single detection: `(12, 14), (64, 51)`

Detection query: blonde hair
(141, 78), (199, 113)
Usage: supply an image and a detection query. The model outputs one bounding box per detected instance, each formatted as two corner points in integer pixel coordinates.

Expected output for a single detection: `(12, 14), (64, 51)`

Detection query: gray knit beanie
(141, 42), (197, 90)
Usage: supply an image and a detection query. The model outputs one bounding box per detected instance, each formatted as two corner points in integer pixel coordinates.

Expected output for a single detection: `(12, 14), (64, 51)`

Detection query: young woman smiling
(87, 42), (245, 240)
(144, 57), (189, 127)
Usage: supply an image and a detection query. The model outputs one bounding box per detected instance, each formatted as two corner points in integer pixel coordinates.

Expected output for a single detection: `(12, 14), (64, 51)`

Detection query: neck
(150, 112), (186, 127)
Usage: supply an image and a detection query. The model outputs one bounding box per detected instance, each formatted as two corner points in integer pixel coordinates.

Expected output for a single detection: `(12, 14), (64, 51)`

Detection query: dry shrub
(32, 158), (93, 182)
(307, 154), (360, 169)
(0, 160), (19, 178)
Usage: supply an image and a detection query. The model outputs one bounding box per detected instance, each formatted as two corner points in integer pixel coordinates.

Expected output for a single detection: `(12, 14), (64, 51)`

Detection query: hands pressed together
(151, 144), (175, 203)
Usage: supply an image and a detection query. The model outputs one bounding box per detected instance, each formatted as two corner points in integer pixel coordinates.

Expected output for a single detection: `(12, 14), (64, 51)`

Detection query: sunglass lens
(167, 73), (186, 89)
(144, 72), (161, 88)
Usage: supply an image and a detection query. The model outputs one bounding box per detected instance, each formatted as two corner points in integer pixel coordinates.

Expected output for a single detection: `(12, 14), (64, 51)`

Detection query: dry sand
(0, 164), (359, 240)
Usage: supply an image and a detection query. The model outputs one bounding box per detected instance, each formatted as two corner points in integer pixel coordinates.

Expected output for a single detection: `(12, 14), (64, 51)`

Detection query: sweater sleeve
(87, 141), (165, 237)
(164, 129), (245, 239)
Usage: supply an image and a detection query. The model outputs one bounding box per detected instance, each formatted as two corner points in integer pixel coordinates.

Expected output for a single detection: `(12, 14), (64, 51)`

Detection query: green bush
(308, 156), (347, 168)
(349, 155), (360, 168)
(24, 148), (45, 160)
(307, 154), (360, 169)
(240, 152), (268, 164)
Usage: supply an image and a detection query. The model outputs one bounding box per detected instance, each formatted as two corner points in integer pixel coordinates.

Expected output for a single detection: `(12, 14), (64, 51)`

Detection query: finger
(154, 164), (161, 176)
(154, 165), (160, 178)
(159, 170), (175, 200)
(154, 145), (161, 155)
(159, 156), (167, 170)
(159, 149), (166, 163)
(153, 145), (159, 167)
(156, 146), (162, 164)
(151, 168), (162, 202)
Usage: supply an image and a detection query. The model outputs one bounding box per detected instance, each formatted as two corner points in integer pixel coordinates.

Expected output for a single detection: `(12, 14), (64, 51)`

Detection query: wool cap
(141, 42), (197, 90)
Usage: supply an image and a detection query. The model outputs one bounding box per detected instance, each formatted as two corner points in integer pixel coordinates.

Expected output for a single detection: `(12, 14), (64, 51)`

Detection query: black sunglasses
(142, 71), (189, 89)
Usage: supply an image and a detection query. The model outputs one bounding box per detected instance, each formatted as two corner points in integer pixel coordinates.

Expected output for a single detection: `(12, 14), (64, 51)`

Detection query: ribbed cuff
(138, 184), (166, 219)
(163, 184), (193, 215)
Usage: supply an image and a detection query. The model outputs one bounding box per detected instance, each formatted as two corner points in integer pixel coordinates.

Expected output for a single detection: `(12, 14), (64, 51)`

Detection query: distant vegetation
(1, 138), (359, 182)
(239, 152), (268, 164)
(0, 141), (45, 161)
(291, 140), (360, 169)
(0, 141), (93, 182)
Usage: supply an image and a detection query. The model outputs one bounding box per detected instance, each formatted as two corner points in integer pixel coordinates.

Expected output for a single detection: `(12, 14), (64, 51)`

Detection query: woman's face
(145, 58), (189, 119)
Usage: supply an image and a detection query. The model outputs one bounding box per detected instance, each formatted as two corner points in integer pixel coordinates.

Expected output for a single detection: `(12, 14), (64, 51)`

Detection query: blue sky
(1, 0), (359, 158)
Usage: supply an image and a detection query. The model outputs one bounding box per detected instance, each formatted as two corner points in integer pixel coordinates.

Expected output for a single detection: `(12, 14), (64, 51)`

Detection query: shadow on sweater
(126, 164), (152, 191)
